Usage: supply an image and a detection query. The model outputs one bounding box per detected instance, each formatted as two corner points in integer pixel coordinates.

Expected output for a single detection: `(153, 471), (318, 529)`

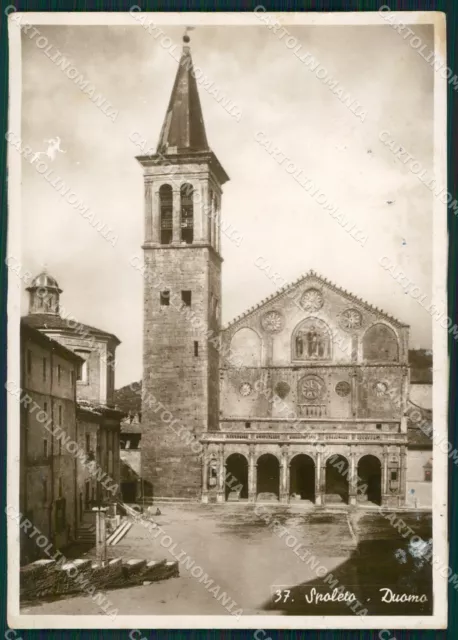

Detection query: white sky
(20, 23), (434, 387)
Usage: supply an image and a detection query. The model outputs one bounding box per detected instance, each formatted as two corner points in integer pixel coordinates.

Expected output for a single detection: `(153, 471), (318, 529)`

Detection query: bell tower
(138, 34), (229, 498)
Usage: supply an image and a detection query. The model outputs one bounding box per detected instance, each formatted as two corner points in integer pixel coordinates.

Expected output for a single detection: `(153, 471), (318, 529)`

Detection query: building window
(245, 422), (251, 429)
(194, 341), (199, 357)
(75, 351), (89, 383)
(160, 291), (170, 306)
(43, 439), (48, 458)
(181, 290), (192, 306)
(58, 405), (62, 425)
(55, 497), (66, 532)
(59, 478), (63, 498)
(43, 479), (47, 503)
(159, 184), (173, 244)
(43, 357), (47, 382)
(180, 183), (194, 244)
(57, 364), (61, 383)
(376, 423), (382, 430)
(390, 471), (398, 481)
(44, 401), (48, 415)
(70, 369), (74, 386)
(424, 461), (432, 482)
(59, 439), (62, 456)
(27, 350), (32, 374)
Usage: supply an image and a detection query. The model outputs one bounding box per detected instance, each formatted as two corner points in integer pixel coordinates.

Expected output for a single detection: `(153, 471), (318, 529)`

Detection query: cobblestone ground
(21, 504), (431, 617)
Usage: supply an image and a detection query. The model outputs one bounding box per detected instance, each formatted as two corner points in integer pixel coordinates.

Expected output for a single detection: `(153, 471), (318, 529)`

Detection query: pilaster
(151, 188), (160, 244)
(144, 182), (153, 243)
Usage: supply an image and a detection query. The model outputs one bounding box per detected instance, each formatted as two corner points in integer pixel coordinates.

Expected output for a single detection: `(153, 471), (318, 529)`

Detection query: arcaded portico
(201, 428), (407, 507)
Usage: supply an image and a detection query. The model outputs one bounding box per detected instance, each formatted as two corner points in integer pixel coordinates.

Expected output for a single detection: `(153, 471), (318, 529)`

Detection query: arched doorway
(257, 454), (280, 500)
(325, 455), (350, 504)
(290, 454), (315, 502)
(358, 455), (382, 505)
(225, 453), (248, 500)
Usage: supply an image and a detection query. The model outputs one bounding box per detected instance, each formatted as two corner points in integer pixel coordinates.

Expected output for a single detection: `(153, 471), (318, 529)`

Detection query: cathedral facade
(139, 36), (411, 508)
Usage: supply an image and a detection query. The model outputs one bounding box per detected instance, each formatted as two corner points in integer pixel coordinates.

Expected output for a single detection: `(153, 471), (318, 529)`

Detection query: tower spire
(156, 30), (209, 155)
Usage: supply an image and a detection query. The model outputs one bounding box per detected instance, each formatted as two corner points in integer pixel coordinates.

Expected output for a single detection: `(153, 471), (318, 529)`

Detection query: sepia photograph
(6, 8), (448, 630)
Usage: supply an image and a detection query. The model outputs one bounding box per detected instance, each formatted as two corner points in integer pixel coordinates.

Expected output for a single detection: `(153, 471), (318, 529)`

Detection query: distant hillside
(114, 380), (142, 415)
(409, 349), (433, 384)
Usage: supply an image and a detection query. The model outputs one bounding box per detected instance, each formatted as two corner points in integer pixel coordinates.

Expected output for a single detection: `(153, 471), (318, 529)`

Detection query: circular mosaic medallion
(300, 288), (324, 312)
(261, 310), (284, 333)
(374, 381), (388, 396)
(239, 382), (252, 397)
(335, 381), (351, 397)
(275, 381), (290, 399)
(300, 375), (325, 401)
(339, 308), (363, 331)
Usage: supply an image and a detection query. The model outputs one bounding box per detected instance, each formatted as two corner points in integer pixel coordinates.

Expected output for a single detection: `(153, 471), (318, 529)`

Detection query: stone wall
(221, 365), (406, 422)
(142, 246), (220, 498)
(20, 556), (179, 601)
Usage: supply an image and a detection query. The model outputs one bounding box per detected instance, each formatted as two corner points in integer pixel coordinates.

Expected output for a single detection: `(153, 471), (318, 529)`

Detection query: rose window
(340, 308), (362, 331)
(239, 382), (252, 397)
(300, 288), (324, 312)
(261, 310), (283, 333)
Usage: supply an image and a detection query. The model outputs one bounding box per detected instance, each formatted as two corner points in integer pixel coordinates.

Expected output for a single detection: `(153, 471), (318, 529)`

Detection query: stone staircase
(76, 522), (96, 545)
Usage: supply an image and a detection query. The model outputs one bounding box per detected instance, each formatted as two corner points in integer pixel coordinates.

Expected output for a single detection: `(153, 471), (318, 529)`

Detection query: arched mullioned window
(180, 183), (194, 244)
(159, 184), (173, 244)
(293, 317), (331, 361)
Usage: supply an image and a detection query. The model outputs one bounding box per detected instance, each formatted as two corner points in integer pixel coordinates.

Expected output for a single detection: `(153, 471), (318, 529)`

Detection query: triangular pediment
(223, 270), (408, 333)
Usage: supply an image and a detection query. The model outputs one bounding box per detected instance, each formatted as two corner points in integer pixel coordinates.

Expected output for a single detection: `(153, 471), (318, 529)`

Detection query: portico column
(382, 447), (389, 506)
(172, 186), (181, 244)
(201, 447), (209, 504)
(248, 446), (256, 503)
(349, 449), (357, 506)
(321, 457), (327, 505)
(315, 450), (322, 505)
(280, 447), (289, 503)
(399, 446), (407, 507)
(216, 445), (225, 503)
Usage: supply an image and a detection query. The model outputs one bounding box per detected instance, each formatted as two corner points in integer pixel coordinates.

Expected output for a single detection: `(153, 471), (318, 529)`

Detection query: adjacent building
(21, 271), (124, 555)
(20, 323), (83, 563)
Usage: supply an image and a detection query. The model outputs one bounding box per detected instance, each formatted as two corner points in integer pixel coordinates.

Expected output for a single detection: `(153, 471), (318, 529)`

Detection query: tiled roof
(21, 322), (84, 363)
(156, 37), (209, 155)
(21, 313), (120, 344)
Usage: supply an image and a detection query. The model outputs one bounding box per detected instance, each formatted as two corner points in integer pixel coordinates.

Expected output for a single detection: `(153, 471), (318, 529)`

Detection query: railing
(299, 404), (327, 418)
(201, 432), (406, 443)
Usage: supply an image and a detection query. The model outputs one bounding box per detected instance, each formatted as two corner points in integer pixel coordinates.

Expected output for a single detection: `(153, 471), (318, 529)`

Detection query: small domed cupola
(26, 271), (62, 315)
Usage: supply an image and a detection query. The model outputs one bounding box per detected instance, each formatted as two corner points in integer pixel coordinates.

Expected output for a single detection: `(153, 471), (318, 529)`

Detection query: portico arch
(325, 454), (350, 504)
(357, 454), (382, 505)
(256, 453), (280, 500)
(290, 454), (315, 502)
(225, 453), (248, 500)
